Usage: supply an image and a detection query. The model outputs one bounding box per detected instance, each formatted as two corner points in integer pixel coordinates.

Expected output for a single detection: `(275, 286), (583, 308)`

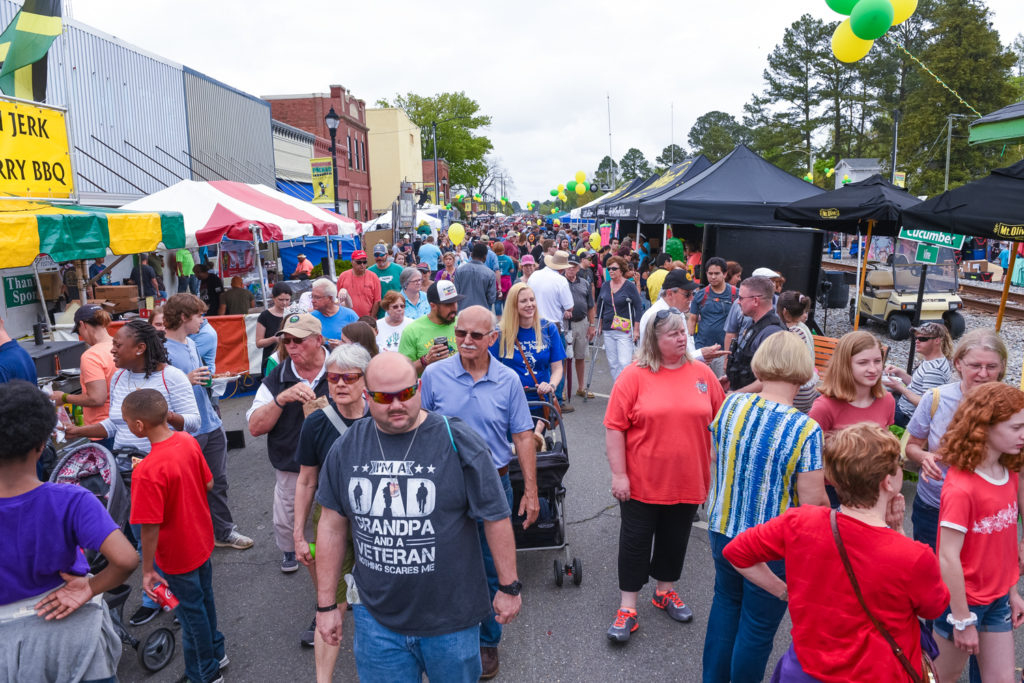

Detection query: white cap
(752, 267), (782, 278)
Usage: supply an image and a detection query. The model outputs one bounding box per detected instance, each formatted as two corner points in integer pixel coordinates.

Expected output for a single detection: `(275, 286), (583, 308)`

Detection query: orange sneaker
(606, 608), (639, 642)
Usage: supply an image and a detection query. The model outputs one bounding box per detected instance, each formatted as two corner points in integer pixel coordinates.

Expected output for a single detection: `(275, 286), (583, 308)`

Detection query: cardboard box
(94, 285), (139, 301)
(962, 260), (1004, 281)
(38, 272), (62, 300)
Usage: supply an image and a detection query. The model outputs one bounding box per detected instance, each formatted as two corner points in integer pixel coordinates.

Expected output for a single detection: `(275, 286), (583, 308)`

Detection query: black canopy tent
(903, 159), (1024, 331)
(603, 156), (712, 221)
(579, 177), (649, 220)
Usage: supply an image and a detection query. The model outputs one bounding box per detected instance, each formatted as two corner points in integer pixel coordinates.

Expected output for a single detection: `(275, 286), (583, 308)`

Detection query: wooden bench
(813, 334), (889, 383)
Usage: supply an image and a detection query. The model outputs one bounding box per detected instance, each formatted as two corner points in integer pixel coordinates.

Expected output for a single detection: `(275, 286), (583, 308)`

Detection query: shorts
(932, 593), (1012, 640)
(565, 319), (590, 359)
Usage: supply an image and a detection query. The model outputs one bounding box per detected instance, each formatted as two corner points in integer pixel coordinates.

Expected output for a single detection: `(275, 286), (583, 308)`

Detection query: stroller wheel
(572, 558), (583, 586)
(553, 559), (564, 587)
(138, 627), (176, 672)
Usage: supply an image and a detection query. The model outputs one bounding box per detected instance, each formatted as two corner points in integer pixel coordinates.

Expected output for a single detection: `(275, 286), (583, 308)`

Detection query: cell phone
(433, 336), (448, 347)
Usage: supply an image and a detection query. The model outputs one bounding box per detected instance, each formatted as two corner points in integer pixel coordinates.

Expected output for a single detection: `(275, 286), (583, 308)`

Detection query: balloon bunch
(499, 196), (508, 205)
(473, 193), (482, 201)
(828, 0), (918, 63)
(548, 171), (595, 203)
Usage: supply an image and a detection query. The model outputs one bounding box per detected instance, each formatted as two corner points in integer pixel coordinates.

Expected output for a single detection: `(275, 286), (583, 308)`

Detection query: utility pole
(890, 109), (901, 184)
(943, 114), (969, 191)
(607, 93), (614, 188)
(670, 102), (675, 164)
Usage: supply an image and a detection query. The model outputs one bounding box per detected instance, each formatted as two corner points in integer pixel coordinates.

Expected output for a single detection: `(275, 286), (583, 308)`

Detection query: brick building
(264, 84), (372, 221)
(422, 158), (450, 205)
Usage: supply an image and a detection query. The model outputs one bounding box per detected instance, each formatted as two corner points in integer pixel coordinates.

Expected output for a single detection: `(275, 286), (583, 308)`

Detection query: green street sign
(3, 274), (39, 308)
(899, 228), (965, 250)
(915, 243), (939, 265)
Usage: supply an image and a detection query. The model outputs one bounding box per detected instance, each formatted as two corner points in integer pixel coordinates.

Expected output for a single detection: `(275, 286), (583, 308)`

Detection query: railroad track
(821, 261), (1024, 321)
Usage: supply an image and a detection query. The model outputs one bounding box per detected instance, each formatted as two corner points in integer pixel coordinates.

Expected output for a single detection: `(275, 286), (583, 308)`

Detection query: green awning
(968, 101), (1024, 145)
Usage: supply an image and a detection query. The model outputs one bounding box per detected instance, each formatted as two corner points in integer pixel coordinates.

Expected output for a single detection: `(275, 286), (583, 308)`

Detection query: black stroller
(49, 442), (176, 673)
(508, 400), (582, 586)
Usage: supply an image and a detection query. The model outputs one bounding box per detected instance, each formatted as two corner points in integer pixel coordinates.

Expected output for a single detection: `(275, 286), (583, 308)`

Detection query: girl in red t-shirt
(935, 382), (1024, 683)
(809, 330), (895, 434)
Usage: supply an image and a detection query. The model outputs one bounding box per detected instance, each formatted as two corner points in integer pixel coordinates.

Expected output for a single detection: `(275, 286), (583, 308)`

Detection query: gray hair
(312, 278), (336, 300)
(327, 342), (372, 372)
(399, 267), (421, 289)
(635, 310), (690, 373)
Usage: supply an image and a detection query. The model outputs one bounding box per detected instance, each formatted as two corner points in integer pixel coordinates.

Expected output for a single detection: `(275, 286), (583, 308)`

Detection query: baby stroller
(508, 400), (582, 587)
(49, 442), (176, 673)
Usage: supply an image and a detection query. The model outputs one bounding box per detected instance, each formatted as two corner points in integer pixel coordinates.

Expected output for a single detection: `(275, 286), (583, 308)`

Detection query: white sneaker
(214, 530), (253, 550)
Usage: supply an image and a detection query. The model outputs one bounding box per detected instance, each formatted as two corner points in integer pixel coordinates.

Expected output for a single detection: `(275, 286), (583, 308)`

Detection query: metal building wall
(183, 67), (275, 187)
(0, 0), (191, 204)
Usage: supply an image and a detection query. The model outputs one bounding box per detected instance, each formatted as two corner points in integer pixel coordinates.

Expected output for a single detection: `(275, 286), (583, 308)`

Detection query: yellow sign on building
(0, 97), (73, 198)
(310, 157), (335, 204)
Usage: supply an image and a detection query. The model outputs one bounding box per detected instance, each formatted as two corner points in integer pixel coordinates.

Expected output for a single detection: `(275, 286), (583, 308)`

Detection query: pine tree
(687, 111), (749, 161)
(655, 144), (687, 172)
(618, 148), (652, 181)
(594, 156), (619, 188)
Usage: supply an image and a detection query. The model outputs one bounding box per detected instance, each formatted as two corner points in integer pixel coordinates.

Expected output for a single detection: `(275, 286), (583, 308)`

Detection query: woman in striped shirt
(702, 332), (828, 683)
(882, 321), (953, 427)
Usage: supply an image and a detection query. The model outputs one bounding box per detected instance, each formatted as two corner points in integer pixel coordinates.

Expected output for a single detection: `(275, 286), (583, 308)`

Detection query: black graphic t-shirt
(316, 411), (509, 637)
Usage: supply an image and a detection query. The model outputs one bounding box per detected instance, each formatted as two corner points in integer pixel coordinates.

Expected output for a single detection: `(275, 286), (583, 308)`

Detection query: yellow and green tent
(0, 199), (185, 269)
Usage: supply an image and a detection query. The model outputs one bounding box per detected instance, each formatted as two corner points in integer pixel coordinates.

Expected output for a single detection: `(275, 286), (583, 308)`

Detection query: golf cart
(849, 243), (965, 341)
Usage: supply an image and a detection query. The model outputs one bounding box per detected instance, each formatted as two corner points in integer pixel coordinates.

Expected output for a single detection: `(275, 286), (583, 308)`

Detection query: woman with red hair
(934, 382), (1024, 683)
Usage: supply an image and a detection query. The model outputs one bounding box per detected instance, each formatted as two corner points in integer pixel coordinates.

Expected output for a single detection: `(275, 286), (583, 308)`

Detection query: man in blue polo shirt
(419, 305), (537, 680)
(0, 315), (36, 384)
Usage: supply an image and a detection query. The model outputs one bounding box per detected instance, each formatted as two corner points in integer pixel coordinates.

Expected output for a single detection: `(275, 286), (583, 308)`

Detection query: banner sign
(898, 228), (965, 250)
(0, 98), (73, 198)
(3, 273), (38, 307)
(309, 157), (334, 204)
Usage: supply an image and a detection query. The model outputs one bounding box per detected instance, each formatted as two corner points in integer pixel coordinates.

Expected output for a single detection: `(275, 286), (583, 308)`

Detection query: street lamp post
(324, 106), (341, 280)
(430, 116), (471, 207)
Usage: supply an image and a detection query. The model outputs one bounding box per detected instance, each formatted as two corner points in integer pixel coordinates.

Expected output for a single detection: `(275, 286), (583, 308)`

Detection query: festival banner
(310, 157), (334, 204)
(0, 96), (73, 198)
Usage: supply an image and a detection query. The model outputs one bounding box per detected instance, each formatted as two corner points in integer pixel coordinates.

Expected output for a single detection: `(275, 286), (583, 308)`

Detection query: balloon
(557, 184), (565, 192)
(589, 232), (601, 250)
(891, 0), (917, 24)
(850, 0), (893, 40)
(558, 193), (567, 201)
(575, 183), (586, 195)
(832, 19), (873, 63)
(550, 208), (557, 214)
(553, 219), (561, 227)
(825, 0), (859, 14)
(567, 181), (577, 192)
(447, 223), (465, 246)
(550, 189), (558, 197)
(537, 219), (542, 225)
(575, 170), (586, 184)
(843, 174), (850, 180)
(803, 174), (813, 182)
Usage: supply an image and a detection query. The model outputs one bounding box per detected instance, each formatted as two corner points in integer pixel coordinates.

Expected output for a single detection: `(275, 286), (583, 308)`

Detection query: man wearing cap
(310, 278), (358, 343)
(399, 280), (463, 375)
(292, 253), (315, 280)
(564, 255), (597, 400)
(247, 313), (331, 574)
(646, 254), (674, 302)
(369, 243), (404, 304)
(419, 306), (537, 678)
(638, 270), (729, 367)
(336, 250), (381, 318)
(417, 236), (442, 274)
(724, 275), (786, 393)
(479, 234), (500, 273)
(453, 243), (498, 310)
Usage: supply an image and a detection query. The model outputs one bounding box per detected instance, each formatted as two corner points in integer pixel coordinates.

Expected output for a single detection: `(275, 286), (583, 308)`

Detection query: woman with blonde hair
(882, 321), (954, 427)
(808, 330), (894, 434)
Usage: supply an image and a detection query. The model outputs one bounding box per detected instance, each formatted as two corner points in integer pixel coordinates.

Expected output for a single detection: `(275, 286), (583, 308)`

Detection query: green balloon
(549, 189), (558, 197)
(850, 0), (894, 40)
(825, 0), (860, 15)
(567, 180), (577, 191)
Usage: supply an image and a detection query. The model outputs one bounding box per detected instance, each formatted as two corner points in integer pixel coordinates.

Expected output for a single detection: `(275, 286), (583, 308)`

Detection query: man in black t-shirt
(725, 275), (785, 393)
(129, 254), (160, 298)
(194, 264), (224, 315)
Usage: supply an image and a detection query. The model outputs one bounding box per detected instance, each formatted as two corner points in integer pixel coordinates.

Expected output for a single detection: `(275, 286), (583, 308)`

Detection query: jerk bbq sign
(0, 97), (73, 198)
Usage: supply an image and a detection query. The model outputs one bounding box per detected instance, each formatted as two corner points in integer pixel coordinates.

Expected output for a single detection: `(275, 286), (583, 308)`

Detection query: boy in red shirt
(126, 389), (226, 683)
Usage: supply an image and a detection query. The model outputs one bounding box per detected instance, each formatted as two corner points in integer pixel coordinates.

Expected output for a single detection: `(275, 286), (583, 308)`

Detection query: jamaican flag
(0, 0), (62, 103)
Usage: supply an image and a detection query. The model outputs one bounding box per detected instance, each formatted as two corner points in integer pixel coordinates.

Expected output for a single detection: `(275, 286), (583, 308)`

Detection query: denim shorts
(932, 593), (1012, 640)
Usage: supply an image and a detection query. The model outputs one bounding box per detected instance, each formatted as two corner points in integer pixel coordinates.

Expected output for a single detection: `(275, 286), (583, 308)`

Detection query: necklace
(372, 413), (423, 463)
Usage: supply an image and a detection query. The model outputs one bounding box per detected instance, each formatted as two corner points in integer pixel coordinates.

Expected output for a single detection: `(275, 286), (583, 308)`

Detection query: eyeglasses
(963, 362), (1001, 373)
(354, 259), (367, 265)
(281, 336), (307, 345)
(327, 371), (363, 385)
(365, 383), (419, 404)
(454, 329), (491, 340)
(736, 294), (762, 301)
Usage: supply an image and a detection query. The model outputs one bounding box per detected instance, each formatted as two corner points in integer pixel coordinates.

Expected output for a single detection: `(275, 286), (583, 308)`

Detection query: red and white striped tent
(122, 179), (360, 248)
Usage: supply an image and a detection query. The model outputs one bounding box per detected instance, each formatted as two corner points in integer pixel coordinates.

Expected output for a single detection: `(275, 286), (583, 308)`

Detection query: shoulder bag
(830, 509), (937, 683)
(609, 285), (632, 333)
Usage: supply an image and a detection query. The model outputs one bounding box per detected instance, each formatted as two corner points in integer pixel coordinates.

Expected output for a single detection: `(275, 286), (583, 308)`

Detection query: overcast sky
(72, 0), (1024, 203)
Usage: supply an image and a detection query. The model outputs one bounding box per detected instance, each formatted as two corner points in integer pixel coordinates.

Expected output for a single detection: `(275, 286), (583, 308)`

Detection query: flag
(0, 0), (62, 102)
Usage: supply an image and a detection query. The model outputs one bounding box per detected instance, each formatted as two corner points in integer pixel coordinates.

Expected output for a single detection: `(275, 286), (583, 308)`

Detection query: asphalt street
(112, 351), (1022, 683)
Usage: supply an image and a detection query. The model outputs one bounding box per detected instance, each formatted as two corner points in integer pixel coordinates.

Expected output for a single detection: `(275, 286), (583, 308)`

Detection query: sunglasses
(607, 266), (620, 272)
(454, 329), (491, 340)
(654, 307), (684, 321)
(354, 260), (367, 264)
(327, 371), (363, 385)
(365, 383), (419, 404)
(914, 336), (936, 342)
(281, 336), (308, 345)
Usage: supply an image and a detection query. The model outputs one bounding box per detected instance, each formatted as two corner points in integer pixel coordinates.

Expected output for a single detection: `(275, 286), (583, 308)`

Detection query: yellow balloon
(589, 232), (601, 250)
(832, 19), (873, 63)
(558, 193), (567, 202)
(447, 223), (465, 246)
(891, 0), (917, 24)
(575, 183), (586, 195)
(575, 170), (586, 184)
(550, 208), (557, 214)
(553, 219), (561, 227)
(557, 184), (565, 192)
(537, 219), (543, 225)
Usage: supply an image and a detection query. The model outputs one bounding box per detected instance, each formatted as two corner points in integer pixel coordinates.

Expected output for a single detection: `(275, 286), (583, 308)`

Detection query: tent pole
(251, 225), (270, 308)
(31, 260), (50, 331)
(325, 235), (336, 280)
(996, 249), (1017, 332)
(853, 223), (871, 331)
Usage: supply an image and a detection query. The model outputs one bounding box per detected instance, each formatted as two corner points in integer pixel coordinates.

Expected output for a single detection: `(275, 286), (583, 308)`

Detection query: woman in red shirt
(934, 382), (1024, 683)
(603, 309), (724, 643)
(724, 423), (948, 682)
(809, 330), (895, 433)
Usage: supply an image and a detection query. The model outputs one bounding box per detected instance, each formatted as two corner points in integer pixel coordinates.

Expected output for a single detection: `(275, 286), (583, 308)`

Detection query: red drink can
(152, 583), (179, 611)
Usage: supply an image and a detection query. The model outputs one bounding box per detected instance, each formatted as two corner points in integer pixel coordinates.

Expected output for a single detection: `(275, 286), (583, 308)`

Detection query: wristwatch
(316, 603), (339, 613)
(946, 612), (978, 631)
(497, 580), (523, 596)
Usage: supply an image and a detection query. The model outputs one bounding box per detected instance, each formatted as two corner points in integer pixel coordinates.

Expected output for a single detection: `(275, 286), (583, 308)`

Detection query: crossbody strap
(321, 404), (347, 435)
(830, 509), (923, 683)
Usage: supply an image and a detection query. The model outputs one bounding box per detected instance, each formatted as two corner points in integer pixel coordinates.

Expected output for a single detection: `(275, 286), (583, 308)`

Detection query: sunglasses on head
(454, 329), (491, 340)
(365, 383), (419, 404)
(327, 371), (363, 385)
(654, 307), (683, 321)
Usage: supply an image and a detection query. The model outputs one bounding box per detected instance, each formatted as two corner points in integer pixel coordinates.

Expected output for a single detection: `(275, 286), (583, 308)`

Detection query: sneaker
(560, 403), (575, 414)
(281, 551), (299, 573)
(606, 608), (639, 642)
(215, 529), (254, 550)
(219, 655), (230, 670)
(129, 604), (160, 626)
(300, 617), (316, 647)
(652, 590), (693, 622)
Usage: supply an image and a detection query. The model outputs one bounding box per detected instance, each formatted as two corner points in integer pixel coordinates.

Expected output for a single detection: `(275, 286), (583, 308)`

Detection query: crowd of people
(2, 217), (1024, 683)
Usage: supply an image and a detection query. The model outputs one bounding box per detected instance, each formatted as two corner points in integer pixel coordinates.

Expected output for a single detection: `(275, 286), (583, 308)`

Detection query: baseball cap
(73, 304), (103, 333)
(416, 262), (430, 273)
(664, 269), (698, 292)
(373, 244), (387, 256)
(297, 253), (306, 259)
(427, 280), (465, 304)
(351, 250), (367, 261)
(912, 322), (945, 339)
(752, 267), (782, 278)
(567, 254), (581, 266)
(520, 255), (536, 266)
(276, 313), (322, 339)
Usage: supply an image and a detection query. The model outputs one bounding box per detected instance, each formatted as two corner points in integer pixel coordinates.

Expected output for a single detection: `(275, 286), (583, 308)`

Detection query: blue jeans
(911, 495), (938, 551)
(352, 604), (481, 682)
(703, 531), (788, 683)
(163, 559), (224, 683)
(129, 523), (159, 611)
(477, 472), (514, 647)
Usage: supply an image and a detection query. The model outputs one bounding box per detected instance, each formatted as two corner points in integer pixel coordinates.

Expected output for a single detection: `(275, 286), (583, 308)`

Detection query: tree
(593, 155), (620, 188)
(743, 94), (807, 176)
(1011, 33), (1024, 97)
(655, 144), (687, 172)
(376, 91), (493, 189)
(687, 111), (749, 161)
(619, 148), (652, 181)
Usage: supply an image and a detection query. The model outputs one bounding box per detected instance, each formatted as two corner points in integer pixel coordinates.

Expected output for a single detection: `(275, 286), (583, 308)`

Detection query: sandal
(576, 389), (595, 399)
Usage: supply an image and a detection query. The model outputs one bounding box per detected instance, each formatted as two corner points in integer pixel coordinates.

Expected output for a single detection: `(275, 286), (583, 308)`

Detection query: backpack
(699, 284), (737, 312)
